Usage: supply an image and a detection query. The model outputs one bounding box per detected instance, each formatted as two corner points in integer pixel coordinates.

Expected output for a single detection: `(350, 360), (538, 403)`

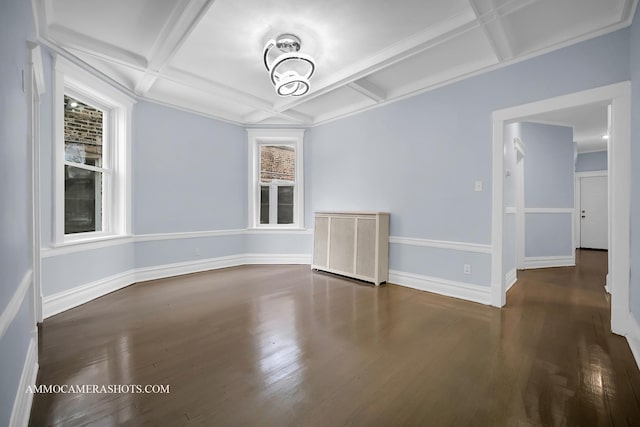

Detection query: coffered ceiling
(33, 0), (637, 126)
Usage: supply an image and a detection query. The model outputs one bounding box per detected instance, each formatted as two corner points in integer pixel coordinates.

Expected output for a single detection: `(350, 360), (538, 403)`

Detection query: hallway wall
(521, 122), (574, 260)
(576, 151), (607, 172)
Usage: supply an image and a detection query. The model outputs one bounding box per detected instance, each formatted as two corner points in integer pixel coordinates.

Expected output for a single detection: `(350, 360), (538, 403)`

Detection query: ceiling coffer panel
(148, 77), (255, 120)
(499, 0), (626, 55)
(70, 51), (146, 91)
(49, 0), (180, 60)
(292, 86), (376, 120)
(365, 27), (498, 98)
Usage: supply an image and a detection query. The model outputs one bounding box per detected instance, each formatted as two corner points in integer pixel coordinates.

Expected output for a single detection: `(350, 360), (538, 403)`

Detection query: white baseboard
(134, 255), (246, 284)
(43, 253), (312, 319)
(523, 256), (575, 269)
(9, 337), (38, 427)
(243, 253), (312, 265)
(505, 268), (517, 292)
(388, 270), (491, 306)
(626, 313), (640, 372)
(43, 270), (135, 319)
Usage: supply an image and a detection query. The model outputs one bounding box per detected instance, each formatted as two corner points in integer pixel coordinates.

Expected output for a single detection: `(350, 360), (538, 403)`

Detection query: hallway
(30, 250), (640, 426)
(501, 249), (640, 425)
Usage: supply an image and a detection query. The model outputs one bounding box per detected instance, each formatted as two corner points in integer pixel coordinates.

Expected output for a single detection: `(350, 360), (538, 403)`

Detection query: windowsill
(53, 233), (133, 248)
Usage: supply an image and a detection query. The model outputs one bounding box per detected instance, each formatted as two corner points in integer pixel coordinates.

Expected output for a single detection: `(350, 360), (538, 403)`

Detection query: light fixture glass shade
(263, 34), (315, 97)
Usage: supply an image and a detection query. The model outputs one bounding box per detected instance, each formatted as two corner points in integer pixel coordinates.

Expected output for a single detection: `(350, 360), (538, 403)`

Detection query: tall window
(248, 129), (304, 229)
(55, 57), (134, 244)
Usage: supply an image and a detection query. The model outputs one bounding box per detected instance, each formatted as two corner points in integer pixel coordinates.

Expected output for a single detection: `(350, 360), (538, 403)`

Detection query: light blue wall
(0, 294), (33, 426)
(245, 232), (312, 254)
(630, 6), (640, 321)
(576, 150), (607, 172)
(0, 0), (36, 424)
(525, 213), (574, 257)
(307, 30), (627, 286)
(135, 235), (244, 269)
(41, 245), (135, 295)
(1, 0), (33, 312)
(520, 122), (574, 258)
(39, 50), (54, 247)
(522, 123), (574, 209)
(132, 101), (247, 234)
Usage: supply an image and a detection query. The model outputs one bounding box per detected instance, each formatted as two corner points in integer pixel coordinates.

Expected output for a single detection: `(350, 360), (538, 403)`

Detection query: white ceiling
(521, 103), (609, 153)
(33, 0), (637, 126)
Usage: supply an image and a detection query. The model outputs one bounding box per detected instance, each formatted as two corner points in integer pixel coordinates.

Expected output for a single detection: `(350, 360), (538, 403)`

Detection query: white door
(580, 176), (608, 249)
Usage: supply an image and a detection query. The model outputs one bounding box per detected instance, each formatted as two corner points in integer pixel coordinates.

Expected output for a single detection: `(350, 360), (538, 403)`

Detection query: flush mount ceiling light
(263, 33), (315, 97)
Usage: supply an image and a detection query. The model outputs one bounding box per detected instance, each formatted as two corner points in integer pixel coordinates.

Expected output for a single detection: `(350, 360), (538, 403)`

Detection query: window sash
(64, 166), (105, 235)
(64, 160), (110, 175)
(259, 183), (295, 225)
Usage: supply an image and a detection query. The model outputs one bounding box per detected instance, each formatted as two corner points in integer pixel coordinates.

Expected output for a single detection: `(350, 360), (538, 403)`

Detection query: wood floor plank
(29, 250), (640, 426)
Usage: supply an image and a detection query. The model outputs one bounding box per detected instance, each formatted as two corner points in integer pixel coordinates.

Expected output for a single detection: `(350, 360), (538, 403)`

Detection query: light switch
(474, 180), (483, 192)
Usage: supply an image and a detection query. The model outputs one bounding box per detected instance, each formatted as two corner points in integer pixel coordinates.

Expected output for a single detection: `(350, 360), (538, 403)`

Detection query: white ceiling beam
(161, 67), (312, 124)
(271, 10), (478, 114)
(494, 0), (538, 17)
(467, 0), (513, 61)
(31, 0), (52, 39)
(347, 79), (386, 103)
(242, 108), (312, 125)
(134, 72), (160, 96)
(135, 0), (216, 96)
(48, 24), (148, 69)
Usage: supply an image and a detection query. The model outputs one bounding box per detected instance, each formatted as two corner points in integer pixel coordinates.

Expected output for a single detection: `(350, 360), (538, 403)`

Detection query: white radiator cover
(312, 212), (389, 285)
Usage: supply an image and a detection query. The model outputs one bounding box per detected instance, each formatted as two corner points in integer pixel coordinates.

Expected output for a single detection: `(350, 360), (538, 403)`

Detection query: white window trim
(53, 56), (135, 246)
(247, 129), (305, 230)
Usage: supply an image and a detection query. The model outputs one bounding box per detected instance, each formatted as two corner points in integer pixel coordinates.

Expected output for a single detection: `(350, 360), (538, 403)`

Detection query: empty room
(3, 0), (640, 425)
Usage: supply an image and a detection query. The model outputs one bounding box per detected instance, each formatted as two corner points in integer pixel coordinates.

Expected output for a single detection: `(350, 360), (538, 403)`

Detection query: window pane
(277, 186), (294, 224)
(65, 165), (102, 234)
(260, 185), (270, 224)
(260, 145), (295, 183)
(64, 95), (103, 167)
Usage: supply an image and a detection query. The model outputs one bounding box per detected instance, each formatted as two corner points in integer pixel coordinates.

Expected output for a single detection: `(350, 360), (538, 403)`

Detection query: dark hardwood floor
(30, 250), (640, 426)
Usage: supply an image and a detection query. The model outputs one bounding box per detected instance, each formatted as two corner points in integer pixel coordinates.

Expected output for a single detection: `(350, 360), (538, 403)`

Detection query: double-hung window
(248, 129), (304, 229)
(54, 57), (134, 244)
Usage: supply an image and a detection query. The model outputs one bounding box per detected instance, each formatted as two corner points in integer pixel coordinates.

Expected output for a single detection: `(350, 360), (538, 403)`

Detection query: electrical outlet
(195, 247), (201, 256)
(464, 264), (471, 275)
(474, 180), (483, 192)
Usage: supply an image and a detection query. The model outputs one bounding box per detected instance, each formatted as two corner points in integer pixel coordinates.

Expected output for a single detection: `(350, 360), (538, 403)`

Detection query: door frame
(491, 82), (631, 337)
(30, 44), (45, 325)
(574, 170), (608, 250)
(514, 137), (526, 270)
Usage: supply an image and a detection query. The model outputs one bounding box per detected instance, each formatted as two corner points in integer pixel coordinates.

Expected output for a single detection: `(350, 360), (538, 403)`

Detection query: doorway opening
(491, 82), (631, 336)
